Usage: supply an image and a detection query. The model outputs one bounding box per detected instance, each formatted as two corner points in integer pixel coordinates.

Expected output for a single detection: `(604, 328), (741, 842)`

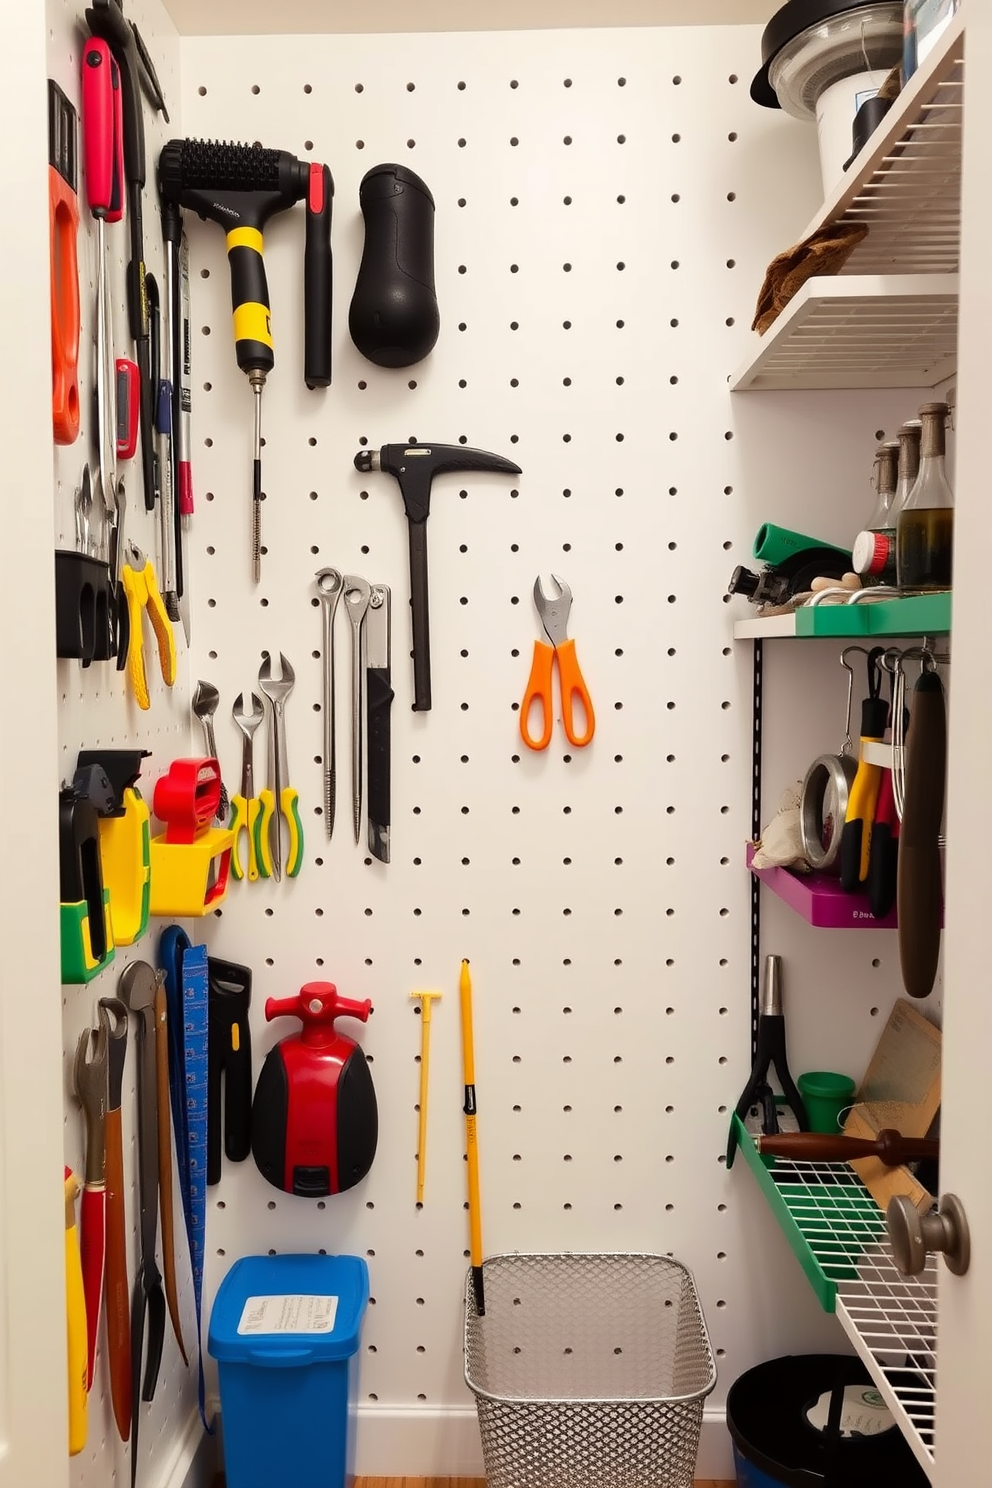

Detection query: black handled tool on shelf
(727, 953), (808, 1166)
(354, 443), (521, 710)
(898, 665), (946, 999)
(158, 139), (333, 582)
(207, 958), (253, 1185)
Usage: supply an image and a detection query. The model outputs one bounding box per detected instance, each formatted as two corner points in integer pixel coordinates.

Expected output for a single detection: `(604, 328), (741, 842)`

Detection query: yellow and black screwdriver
(158, 139), (333, 581)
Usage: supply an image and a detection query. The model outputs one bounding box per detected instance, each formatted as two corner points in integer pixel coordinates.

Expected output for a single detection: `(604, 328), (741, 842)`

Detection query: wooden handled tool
(410, 990), (442, 1204)
(756, 1128), (939, 1166)
(155, 976), (188, 1363)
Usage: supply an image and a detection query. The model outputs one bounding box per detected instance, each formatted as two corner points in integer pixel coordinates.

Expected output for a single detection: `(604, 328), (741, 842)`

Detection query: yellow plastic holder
(100, 787), (151, 946)
(149, 825), (235, 918)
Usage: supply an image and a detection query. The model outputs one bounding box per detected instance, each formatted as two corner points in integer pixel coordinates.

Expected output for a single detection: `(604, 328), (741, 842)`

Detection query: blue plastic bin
(209, 1253), (369, 1488)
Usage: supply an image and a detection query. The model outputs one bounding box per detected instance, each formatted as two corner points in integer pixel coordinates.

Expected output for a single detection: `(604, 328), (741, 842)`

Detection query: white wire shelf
(731, 16), (964, 392)
(730, 274), (958, 391)
(733, 1115), (937, 1476)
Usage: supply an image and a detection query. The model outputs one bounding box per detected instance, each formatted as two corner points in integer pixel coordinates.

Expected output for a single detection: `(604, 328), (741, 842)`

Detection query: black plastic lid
(751, 0), (884, 109)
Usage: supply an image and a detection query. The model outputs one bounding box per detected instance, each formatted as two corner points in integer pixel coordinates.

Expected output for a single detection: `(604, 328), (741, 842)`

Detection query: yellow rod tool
(64, 1167), (87, 1456)
(459, 960), (485, 1316)
(410, 990), (442, 1204)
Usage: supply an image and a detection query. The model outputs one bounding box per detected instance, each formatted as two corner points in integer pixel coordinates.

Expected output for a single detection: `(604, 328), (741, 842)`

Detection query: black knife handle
(368, 666), (394, 858)
(897, 671), (946, 999)
(408, 521), (431, 711)
(224, 1012), (253, 1163)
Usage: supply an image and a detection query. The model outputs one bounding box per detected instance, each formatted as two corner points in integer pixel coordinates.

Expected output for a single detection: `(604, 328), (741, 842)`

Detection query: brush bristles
(163, 138), (283, 193)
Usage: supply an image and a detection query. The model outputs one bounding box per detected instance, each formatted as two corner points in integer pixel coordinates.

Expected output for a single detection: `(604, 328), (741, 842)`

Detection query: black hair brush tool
(158, 138), (333, 582)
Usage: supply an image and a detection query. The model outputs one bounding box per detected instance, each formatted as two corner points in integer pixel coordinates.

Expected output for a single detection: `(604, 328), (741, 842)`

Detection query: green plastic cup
(798, 1071), (857, 1134)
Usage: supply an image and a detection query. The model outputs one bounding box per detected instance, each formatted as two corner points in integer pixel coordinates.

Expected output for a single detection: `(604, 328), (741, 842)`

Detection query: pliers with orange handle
(122, 541), (176, 710)
(520, 575), (595, 750)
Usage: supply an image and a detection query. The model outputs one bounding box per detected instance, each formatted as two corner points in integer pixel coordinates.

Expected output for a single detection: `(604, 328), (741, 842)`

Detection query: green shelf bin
(794, 591), (950, 638)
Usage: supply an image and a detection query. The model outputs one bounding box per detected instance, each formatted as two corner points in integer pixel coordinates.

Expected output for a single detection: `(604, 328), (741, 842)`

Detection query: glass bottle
(896, 402), (953, 591)
(852, 440), (899, 585)
(853, 422), (921, 584)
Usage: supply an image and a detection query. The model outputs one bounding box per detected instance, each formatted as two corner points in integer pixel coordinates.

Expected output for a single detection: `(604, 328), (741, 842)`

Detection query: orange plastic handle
(520, 639), (555, 750)
(555, 638), (595, 748)
(49, 166), (81, 444)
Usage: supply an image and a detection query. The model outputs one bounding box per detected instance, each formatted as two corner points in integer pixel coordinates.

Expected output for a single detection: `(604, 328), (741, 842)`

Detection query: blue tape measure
(159, 926), (211, 1431)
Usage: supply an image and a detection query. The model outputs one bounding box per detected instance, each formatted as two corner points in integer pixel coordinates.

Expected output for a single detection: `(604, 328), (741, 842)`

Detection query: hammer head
(354, 443), (521, 524)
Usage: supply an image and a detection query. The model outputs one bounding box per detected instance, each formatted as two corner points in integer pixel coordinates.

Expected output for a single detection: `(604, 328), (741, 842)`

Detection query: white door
(932, 6), (992, 1482)
(0, 4), (72, 1486)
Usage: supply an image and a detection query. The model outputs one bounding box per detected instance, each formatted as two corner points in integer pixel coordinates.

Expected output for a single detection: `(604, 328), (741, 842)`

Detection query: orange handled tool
(64, 1168), (88, 1456)
(520, 574), (595, 750)
(459, 960), (485, 1316)
(48, 81), (80, 444)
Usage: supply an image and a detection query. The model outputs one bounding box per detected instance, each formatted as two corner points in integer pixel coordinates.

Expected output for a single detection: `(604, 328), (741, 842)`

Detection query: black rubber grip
(349, 164), (439, 367)
(408, 521), (432, 712)
(367, 667), (393, 833)
(868, 822), (898, 920)
(838, 819), (864, 894)
(304, 163), (333, 388)
(227, 241), (273, 375)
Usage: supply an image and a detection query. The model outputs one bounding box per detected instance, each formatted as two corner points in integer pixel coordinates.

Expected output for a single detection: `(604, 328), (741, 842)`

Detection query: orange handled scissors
(520, 575), (595, 750)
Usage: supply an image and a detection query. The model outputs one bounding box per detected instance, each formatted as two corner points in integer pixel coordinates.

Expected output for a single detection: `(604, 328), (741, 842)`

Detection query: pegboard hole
(303, 83), (312, 93)
(251, 84), (260, 94)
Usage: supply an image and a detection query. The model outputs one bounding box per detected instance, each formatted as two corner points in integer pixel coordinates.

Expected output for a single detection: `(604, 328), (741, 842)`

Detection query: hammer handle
(756, 1128), (939, 1166)
(409, 519), (431, 711)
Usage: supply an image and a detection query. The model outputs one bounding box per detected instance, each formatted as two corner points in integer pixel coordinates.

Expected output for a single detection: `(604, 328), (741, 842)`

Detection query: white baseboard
(190, 1402), (733, 1483)
(156, 1404), (219, 1488)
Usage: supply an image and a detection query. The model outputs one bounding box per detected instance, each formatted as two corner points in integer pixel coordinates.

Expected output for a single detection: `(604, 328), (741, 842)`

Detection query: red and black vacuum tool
(251, 983), (377, 1198)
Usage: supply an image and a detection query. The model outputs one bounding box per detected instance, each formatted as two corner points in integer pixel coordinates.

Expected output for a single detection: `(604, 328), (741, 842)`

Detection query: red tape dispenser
(149, 757), (235, 916)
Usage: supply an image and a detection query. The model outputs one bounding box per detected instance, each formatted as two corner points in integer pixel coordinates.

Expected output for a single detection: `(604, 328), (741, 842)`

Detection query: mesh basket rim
(462, 1250), (718, 1406)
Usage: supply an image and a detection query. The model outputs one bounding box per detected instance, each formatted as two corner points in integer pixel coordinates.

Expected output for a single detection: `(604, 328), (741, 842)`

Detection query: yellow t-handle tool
(459, 960), (485, 1316)
(64, 1167), (87, 1456)
(121, 541), (176, 710)
(410, 990), (442, 1204)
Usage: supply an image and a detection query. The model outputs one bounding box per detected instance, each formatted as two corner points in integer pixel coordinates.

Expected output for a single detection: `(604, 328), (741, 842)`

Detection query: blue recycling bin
(209, 1253), (369, 1488)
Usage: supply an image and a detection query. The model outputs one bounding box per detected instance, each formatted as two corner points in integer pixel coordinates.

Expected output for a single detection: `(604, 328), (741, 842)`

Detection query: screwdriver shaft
(250, 372), (264, 584)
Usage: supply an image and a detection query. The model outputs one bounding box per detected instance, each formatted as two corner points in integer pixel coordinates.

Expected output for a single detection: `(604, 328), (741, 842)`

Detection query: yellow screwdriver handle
(121, 562), (150, 710)
(281, 786), (304, 878)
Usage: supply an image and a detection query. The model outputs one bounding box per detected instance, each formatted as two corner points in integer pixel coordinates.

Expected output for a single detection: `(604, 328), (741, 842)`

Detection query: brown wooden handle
(756, 1128), (939, 1166)
(155, 984), (188, 1365)
(897, 671), (946, 998)
(104, 1108), (132, 1441)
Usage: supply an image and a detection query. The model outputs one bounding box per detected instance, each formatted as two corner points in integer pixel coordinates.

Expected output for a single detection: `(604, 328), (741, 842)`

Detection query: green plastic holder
(60, 890), (115, 984)
(794, 590), (951, 638)
(731, 1113), (888, 1311)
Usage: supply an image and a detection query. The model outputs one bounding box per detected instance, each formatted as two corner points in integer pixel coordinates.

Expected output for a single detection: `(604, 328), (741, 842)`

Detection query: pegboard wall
(49, 8), (943, 1486)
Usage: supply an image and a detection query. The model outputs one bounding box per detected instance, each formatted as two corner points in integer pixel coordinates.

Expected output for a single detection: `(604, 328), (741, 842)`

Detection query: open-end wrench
(315, 568), (344, 839)
(258, 653), (303, 880)
(343, 576), (372, 845)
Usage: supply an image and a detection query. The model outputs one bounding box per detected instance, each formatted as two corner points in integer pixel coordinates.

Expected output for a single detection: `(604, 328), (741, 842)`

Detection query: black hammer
(354, 442), (521, 710)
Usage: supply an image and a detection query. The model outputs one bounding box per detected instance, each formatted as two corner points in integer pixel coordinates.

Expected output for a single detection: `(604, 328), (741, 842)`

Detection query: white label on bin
(236, 1294), (340, 1335)
(805, 1385), (894, 1439)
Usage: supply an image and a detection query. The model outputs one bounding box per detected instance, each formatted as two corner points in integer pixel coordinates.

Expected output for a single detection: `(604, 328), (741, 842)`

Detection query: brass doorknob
(887, 1193), (970, 1277)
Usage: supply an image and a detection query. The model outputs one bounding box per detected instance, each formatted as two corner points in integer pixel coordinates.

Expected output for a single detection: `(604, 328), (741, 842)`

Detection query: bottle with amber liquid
(896, 401), (953, 591)
(852, 439), (900, 585)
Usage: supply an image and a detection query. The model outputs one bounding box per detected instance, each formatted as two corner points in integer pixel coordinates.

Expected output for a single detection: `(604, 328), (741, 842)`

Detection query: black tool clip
(207, 958), (253, 1185)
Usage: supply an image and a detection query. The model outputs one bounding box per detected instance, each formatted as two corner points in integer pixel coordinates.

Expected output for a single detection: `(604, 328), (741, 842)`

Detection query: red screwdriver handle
(82, 39), (117, 218)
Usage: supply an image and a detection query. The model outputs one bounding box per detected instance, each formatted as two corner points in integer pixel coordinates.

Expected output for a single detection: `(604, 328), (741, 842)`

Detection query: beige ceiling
(163, 0), (779, 36)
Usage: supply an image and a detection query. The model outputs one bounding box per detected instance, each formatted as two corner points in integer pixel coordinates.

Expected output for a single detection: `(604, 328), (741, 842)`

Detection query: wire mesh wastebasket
(464, 1252), (717, 1488)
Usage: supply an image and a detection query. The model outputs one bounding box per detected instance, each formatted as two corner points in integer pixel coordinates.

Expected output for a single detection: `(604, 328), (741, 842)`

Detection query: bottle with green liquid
(896, 401), (953, 591)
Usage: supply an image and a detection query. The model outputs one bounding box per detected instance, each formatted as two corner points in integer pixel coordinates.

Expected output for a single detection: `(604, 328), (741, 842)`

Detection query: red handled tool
(251, 984), (377, 1197)
(48, 81), (81, 444)
(153, 756), (222, 843)
(73, 1019), (109, 1392)
(116, 357), (139, 458)
(98, 996), (132, 1441)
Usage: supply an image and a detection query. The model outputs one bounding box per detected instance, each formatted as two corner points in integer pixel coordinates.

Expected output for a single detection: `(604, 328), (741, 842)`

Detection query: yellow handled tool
(459, 960), (485, 1316)
(410, 990), (442, 1203)
(257, 653), (304, 881)
(64, 1167), (88, 1456)
(231, 691), (265, 882)
(121, 540), (176, 710)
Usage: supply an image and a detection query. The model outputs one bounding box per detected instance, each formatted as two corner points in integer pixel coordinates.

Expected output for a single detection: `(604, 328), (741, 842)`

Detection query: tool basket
(464, 1252), (717, 1488)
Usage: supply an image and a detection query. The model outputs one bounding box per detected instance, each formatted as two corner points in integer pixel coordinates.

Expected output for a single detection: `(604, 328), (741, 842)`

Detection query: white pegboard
(47, 1), (202, 1485)
(169, 24), (938, 1477)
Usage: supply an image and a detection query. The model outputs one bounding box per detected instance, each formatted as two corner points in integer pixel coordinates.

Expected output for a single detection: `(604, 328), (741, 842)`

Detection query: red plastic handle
(81, 39), (116, 218)
(266, 984), (372, 1026)
(79, 1183), (106, 1391)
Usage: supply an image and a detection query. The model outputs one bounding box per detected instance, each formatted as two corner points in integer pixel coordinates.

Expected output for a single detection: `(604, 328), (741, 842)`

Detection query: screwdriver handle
(225, 228), (274, 377)
(304, 162), (333, 388)
(81, 39), (118, 218)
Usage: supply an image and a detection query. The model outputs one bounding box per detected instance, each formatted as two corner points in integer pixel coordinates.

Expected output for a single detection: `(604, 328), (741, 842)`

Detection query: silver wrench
(258, 652), (299, 881)
(343, 576), (372, 845)
(315, 569), (344, 839)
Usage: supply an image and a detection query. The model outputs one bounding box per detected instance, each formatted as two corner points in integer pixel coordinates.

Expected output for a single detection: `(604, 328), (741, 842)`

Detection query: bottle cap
(852, 529), (892, 576)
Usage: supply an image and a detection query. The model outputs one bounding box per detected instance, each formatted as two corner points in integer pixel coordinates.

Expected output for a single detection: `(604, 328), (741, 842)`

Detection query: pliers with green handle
(230, 692), (264, 882)
(257, 652), (304, 881)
